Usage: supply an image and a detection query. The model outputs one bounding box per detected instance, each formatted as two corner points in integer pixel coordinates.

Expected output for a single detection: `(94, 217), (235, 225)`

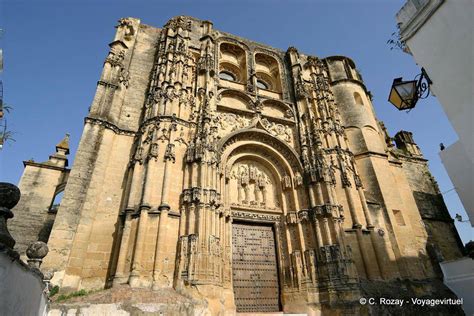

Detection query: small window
(393, 209), (406, 226)
(354, 92), (364, 105)
(256, 79), (269, 90)
(219, 71), (236, 82)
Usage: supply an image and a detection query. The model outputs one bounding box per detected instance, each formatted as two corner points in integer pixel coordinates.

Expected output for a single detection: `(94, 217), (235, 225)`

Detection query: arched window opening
(219, 71), (236, 82)
(219, 42), (247, 84)
(254, 53), (282, 93)
(354, 92), (364, 105)
(256, 72), (274, 91)
(256, 79), (269, 90)
(49, 191), (64, 213)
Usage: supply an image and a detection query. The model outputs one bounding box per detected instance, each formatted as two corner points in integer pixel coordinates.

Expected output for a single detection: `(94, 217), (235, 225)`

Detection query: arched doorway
(218, 129), (307, 313)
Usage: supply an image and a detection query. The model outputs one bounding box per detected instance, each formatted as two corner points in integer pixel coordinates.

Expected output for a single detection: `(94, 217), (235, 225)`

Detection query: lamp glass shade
(388, 78), (417, 110)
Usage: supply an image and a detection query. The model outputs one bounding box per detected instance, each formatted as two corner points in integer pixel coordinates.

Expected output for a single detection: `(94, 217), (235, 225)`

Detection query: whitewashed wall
(397, 0), (474, 226)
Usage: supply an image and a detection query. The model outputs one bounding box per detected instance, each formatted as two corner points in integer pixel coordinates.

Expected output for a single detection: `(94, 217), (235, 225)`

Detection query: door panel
(232, 222), (280, 312)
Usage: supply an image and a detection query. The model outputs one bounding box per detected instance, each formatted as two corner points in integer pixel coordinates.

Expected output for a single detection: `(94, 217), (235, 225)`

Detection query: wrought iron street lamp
(388, 68), (432, 111)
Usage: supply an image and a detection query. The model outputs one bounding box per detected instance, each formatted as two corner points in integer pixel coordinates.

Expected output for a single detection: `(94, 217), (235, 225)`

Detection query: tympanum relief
(228, 160), (280, 211)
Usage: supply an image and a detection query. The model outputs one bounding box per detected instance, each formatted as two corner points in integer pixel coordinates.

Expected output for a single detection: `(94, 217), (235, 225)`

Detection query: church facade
(10, 16), (464, 314)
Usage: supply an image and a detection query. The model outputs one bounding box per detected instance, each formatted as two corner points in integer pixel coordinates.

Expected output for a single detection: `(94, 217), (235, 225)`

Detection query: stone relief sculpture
(230, 161), (278, 210)
(261, 118), (293, 144)
(216, 113), (251, 135)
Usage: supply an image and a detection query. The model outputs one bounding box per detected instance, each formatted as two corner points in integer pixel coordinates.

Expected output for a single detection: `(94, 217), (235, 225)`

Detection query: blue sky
(0, 0), (471, 243)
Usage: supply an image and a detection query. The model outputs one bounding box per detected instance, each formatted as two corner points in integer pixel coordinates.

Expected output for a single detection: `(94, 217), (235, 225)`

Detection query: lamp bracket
(415, 67), (432, 100)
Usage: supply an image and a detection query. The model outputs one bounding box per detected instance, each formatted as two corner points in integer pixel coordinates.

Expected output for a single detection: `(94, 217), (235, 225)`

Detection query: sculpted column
(153, 120), (177, 289)
(114, 210), (133, 285)
(128, 160), (154, 287)
(128, 210), (149, 287)
(114, 158), (146, 285)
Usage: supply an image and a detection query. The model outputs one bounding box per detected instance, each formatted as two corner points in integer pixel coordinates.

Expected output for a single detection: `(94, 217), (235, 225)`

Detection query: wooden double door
(232, 222), (281, 313)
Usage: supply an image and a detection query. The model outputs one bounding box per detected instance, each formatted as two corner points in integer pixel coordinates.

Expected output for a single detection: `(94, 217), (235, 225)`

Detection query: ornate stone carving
(287, 46), (299, 54)
(164, 16), (192, 32)
(379, 120), (394, 148)
(231, 210), (280, 222)
(310, 204), (341, 218)
(116, 18), (135, 40)
(294, 172), (303, 187)
(219, 129), (303, 173)
(197, 54), (215, 74)
(119, 69), (130, 88)
(147, 143), (158, 160)
(216, 113), (251, 136)
(286, 212), (298, 225)
(85, 117), (136, 137)
(305, 56), (325, 70)
(354, 174), (363, 188)
(281, 175), (292, 190)
(164, 143), (175, 162)
(105, 49), (125, 68)
(230, 162), (277, 209)
(298, 210), (309, 222)
(295, 78), (311, 100)
(261, 118), (293, 144)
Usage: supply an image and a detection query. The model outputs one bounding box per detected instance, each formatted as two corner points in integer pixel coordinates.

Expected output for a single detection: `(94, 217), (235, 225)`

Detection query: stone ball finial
(26, 241), (49, 260)
(26, 241), (49, 269)
(0, 182), (21, 210)
(0, 182), (20, 249)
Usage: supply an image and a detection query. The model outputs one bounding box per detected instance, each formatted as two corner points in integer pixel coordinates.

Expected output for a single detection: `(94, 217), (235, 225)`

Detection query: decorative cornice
(353, 151), (389, 160)
(97, 80), (119, 90)
(397, 0), (445, 42)
(139, 115), (192, 132)
(23, 161), (70, 172)
(392, 151), (428, 163)
(231, 209), (281, 222)
(84, 117), (136, 136)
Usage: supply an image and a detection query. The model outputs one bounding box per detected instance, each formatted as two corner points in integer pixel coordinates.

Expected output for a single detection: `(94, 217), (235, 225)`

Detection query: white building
(396, 1), (473, 315)
(396, 0), (473, 226)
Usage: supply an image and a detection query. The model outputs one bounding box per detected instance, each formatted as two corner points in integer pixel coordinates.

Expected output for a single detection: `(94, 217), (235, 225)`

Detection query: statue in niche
(253, 185), (260, 205)
(282, 175), (292, 190)
(237, 165), (249, 204)
(134, 147), (144, 164)
(257, 172), (267, 206)
(233, 162), (272, 207)
(249, 165), (257, 181)
(294, 172), (303, 187)
(285, 127), (292, 143)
